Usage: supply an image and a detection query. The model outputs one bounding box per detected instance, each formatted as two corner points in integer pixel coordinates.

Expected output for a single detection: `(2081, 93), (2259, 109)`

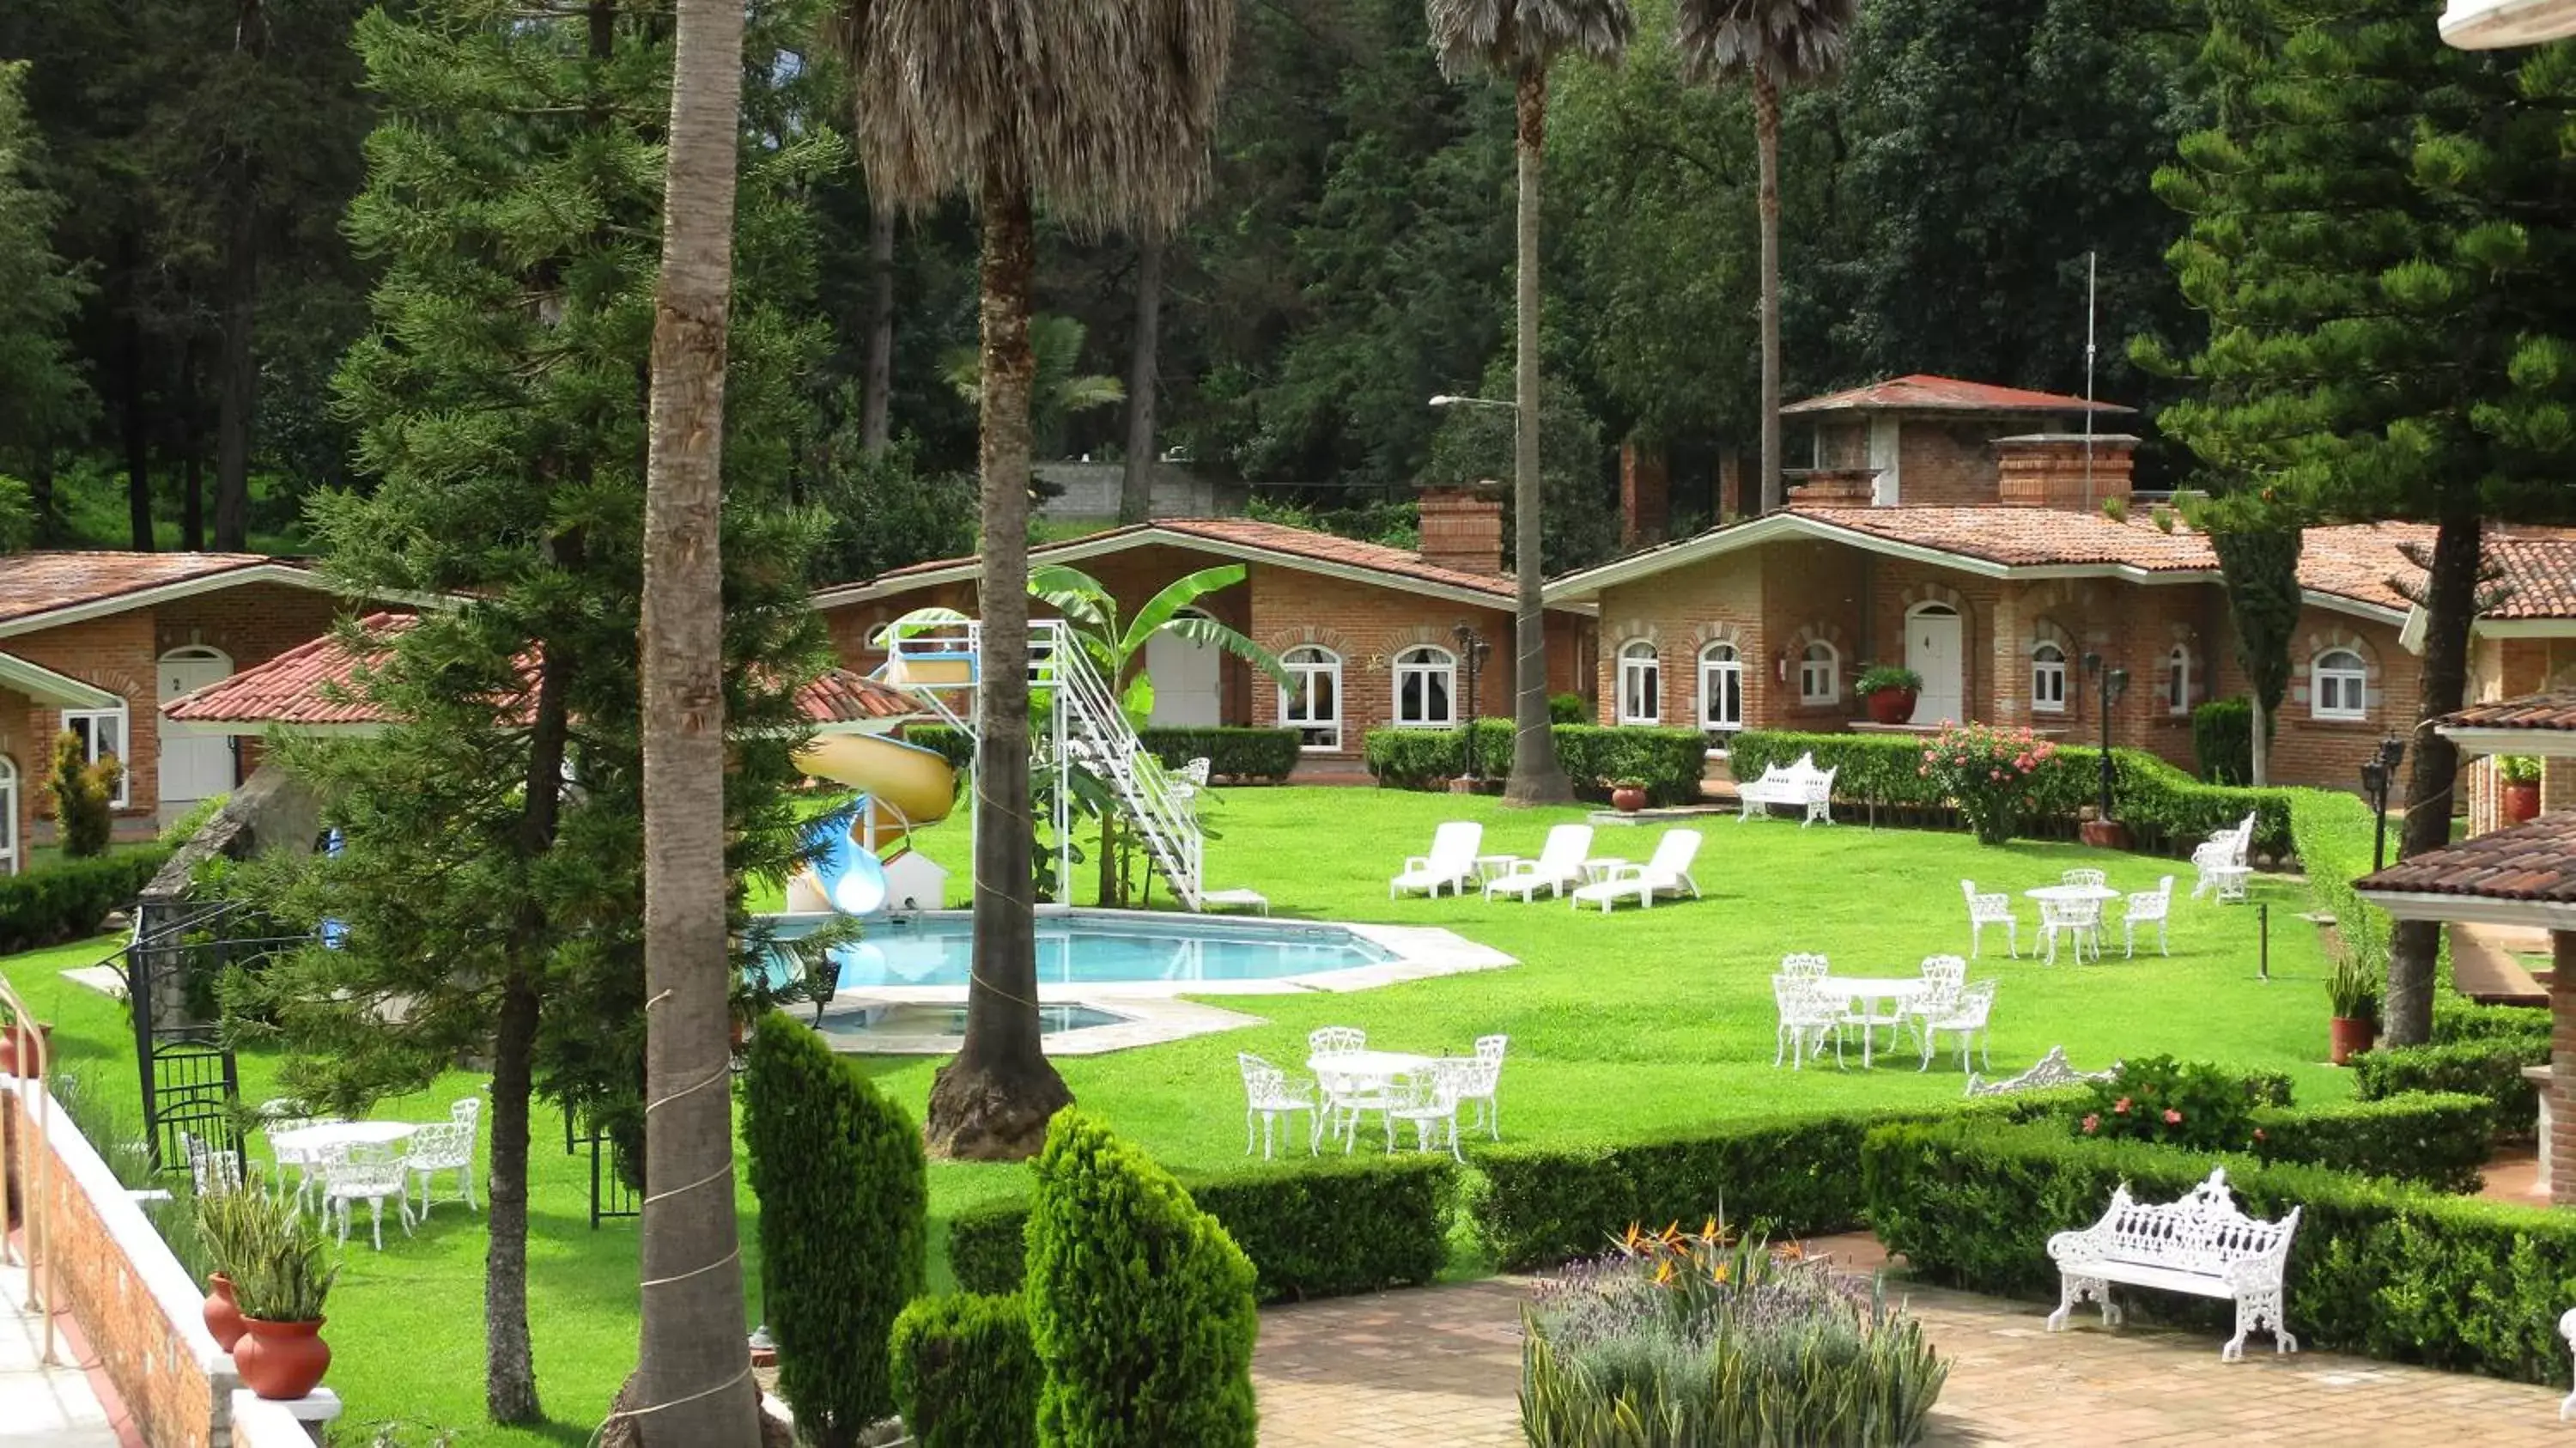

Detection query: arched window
(1279, 646), (1343, 751)
(1393, 645), (1457, 729)
(1698, 642), (1743, 734)
(0, 754), (16, 877)
(1618, 641), (1662, 726)
(2312, 648), (2368, 721)
(1798, 641), (1840, 706)
(61, 701), (131, 808)
(2031, 642), (2069, 715)
(2166, 645), (2192, 716)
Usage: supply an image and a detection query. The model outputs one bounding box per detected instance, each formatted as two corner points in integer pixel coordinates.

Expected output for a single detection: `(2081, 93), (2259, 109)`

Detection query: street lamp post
(2358, 733), (2409, 872)
(1453, 622), (1492, 785)
(2081, 653), (2129, 823)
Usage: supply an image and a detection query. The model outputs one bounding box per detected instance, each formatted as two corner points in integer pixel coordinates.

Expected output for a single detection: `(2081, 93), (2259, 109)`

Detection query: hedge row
(890, 1293), (1038, 1448)
(903, 723), (1302, 783)
(950, 1153), (1456, 1304)
(2289, 788), (2389, 970)
(2251, 1092), (2494, 1193)
(2433, 997), (2550, 1046)
(2353, 1037), (2548, 1135)
(1723, 731), (2293, 855)
(0, 847), (172, 955)
(1362, 722), (1708, 805)
(1862, 1118), (2576, 1384)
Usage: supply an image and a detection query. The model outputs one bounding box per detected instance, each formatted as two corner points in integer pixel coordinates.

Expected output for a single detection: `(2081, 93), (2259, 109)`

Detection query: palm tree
(1426, 0), (1631, 808)
(635, 0), (759, 1439)
(1674, 0), (1856, 514)
(832, 0), (1236, 1160)
(938, 314), (1127, 460)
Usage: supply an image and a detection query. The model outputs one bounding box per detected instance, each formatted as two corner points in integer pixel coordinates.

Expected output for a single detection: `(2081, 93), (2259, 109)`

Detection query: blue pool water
(766, 911), (1394, 991)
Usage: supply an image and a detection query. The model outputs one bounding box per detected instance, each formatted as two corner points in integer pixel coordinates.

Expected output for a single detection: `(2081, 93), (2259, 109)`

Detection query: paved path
(1252, 1237), (2574, 1447)
(0, 1262), (120, 1448)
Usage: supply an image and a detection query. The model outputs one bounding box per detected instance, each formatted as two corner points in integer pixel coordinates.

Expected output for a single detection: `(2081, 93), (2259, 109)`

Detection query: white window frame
(1798, 641), (1840, 706)
(2167, 645), (2191, 717)
(2312, 648), (2368, 721)
(2031, 642), (2069, 715)
(61, 703), (131, 808)
(1279, 646), (1343, 751)
(1618, 642), (1662, 726)
(1392, 645), (1458, 730)
(0, 753), (16, 877)
(1698, 642), (1744, 735)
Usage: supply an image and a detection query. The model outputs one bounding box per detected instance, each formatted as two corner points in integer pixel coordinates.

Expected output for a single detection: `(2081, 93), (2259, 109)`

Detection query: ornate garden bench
(1736, 751), (1837, 826)
(2046, 1167), (2300, 1361)
(1962, 1044), (2118, 1098)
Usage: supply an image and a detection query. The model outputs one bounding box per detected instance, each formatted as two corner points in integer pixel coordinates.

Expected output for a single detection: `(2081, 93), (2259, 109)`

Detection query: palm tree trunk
(1120, 236), (1163, 525)
(635, 0), (757, 1441)
(925, 169), (1073, 1162)
(1504, 64), (1571, 807)
(1753, 67), (1783, 516)
(2384, 508), (2481, 1046)
(861, 207), (894, 455)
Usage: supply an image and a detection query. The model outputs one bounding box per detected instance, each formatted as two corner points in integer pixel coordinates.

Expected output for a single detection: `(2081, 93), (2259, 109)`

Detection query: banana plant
(1029, 561), (1287, 722)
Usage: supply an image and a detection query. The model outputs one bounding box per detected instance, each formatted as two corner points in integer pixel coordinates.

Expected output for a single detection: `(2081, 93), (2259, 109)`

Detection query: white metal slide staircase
(880, 619), (1204, 910)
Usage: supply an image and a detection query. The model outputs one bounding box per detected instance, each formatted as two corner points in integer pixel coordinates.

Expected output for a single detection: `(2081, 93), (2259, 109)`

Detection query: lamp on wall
(1774, 650), (1789, 684)
(2440, 0), (2576, 47)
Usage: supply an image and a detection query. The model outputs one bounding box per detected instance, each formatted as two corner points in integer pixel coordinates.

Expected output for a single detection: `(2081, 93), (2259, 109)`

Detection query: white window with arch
(2166, 645), (2192, 716)
(2031, 642), (2069, 715)
(0, 754), (16, 877)
(1393, 645), (1456, 729)
(1698, 642), (1744, 734)
(62, 703), (131, 808)
(1279, 646), (1343, 751)
(1798, 641), (1840, 706)
(2312, 648), (2368, 721)
(1618, 641), (1662, 726)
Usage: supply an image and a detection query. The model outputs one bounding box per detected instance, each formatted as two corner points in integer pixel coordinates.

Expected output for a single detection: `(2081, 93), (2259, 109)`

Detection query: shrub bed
(890, 1293), (1038, 1448)
(0, 847), (173, 954)
(1363, 723), (1705, 804)
(1861, 1118), (2576, 1384)
(902, 724), (1300, 783)
(951, 1152), (1456, 1303)
(2251, 1092), (2494, 1192)
(2433, 997), (2550, 1046)
(2352, 1038), (2547, 1135)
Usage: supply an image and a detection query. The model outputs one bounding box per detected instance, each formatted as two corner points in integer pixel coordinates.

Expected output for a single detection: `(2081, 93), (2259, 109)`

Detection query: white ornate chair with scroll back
(2045, 1167), (2300, 1361)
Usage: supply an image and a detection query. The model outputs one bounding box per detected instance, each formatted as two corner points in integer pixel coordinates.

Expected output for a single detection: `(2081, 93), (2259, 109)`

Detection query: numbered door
(1906, 605), (1964, 727)
(157, 647), (235, 805)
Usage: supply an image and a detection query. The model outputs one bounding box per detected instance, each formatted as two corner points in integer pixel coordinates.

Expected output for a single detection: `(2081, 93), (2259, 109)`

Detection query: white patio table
(1579, 857), (1629, 884)
(1820, 977), (1929, 1068)
(1309, 1050), (1436, 1151)
(1473, 854), (1524, 883)
(270, 1119), (419, 1214)
(2026, 884), (2120, 964)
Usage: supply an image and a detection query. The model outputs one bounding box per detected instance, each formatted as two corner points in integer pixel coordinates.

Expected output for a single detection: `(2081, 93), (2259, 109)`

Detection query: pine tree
(0, 59), (91, 494)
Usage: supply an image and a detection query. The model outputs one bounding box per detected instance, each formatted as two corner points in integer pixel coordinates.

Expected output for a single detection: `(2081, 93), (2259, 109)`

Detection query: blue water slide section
(319, 827), (349, 948)
(802, 808), (890, 916)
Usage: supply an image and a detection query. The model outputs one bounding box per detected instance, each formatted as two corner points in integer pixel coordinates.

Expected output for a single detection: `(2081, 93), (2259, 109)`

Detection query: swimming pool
(765, 910), (1399, 993)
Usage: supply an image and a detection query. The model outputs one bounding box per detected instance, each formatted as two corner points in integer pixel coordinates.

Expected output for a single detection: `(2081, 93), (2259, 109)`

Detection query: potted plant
(2327, 947), (2381, 1066)
(194, 1186), (270, 1353)
(1855, 665), (1923, 726)
(228, 1190), (339, 1399)
(0, 998), (51, 1078)
(1609, 778), (1649, 813)
(2501, 756), (2543, 824)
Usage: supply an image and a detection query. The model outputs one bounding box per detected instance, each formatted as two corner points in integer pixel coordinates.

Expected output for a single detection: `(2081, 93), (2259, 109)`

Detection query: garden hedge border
(1362, 723), (1707, 805)
(0, 848), (173, 954)
(2251, 1092), (2494, 1192)
(903, 724), (1302, 783)
(2352, 1038), (2548, 1136)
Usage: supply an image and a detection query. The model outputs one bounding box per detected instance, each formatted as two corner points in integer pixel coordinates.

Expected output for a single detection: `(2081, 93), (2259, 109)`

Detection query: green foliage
(2351, 1038), (2547, 1136)
(1549, 692), (1590, 725)
(1364, 724), (1706, 805)
(2289, 789), (2388, 987)
(1420, 362), (1618, 575)
(0, 848), (170, 953)
(903, 724), (1301, 783)
(939, 315), (1126, 460)
(2072, 1055), (2256, 1151)
(2250, 1092), (2494, 1194)
(219, 1187), (338, 1323)
(0, 60), (92, 475)
(1919, 723), (2063, 845)
(0, 474), (33, 552)
(2206, 526), (2304, 781)
(195, 1181), (276, 1282)
(46, 731), (117, 859)
(2432, 998), (2550, 1047)
(2190, 698), (2255, 786)
(890, 1293), (1040, 1448)
(743, 1013), (927, 1444)
(805, 430), (978, 587)
(1853, 665), (1921, 697)
(949, 1153), (1457, 1304)
(2328, 950), (2381, 1025)
(2500, 756), (2543, 786)
(1025, 1111), (1258, 1446)
(158, 794), (228, 847)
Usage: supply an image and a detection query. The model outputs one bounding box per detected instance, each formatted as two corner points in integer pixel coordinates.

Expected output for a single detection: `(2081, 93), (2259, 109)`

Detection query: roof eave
(0, 652), (120, 709)
(0, 563), (451, 641)
(2435, 724), (2576, 760)
(2351, 887), (2576, 932)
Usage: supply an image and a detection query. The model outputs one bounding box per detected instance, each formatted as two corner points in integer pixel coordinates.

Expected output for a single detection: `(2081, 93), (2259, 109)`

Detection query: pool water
(768, 912), (1394, 991)
(842, 1002), (1129, 1037)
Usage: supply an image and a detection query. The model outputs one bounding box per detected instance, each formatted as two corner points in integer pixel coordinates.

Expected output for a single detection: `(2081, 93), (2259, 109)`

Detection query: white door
(1906, 605), (1964, 727)
(158, 647), (235, 805)
(1145, 618), (1223, 727)
(0, 754), (16, 876)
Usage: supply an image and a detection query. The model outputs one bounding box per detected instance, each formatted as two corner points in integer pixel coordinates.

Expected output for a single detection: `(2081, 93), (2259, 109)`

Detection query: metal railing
(0, 969), (57, 1366)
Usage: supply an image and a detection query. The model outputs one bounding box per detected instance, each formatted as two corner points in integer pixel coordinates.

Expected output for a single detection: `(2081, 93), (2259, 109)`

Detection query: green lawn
(0, 787), (2342, 1444)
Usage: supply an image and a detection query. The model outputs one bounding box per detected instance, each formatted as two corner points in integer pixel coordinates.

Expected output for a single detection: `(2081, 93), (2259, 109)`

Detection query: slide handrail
(0, 969), (56, 1366)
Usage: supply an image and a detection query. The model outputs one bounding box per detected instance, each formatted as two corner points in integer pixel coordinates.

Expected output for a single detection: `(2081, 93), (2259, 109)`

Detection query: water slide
(790, 733), (957, 915)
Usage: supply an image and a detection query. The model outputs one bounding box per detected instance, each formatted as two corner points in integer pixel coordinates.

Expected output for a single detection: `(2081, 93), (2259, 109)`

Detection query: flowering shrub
(2073, 1055), (2258, 1153)
(1917, 722), (2059, 844)
(1520, 1220), (1948, 1446)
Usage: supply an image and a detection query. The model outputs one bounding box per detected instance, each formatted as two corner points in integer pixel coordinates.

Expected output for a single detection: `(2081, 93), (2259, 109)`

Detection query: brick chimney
(1619, 441), (1671, 548)
(1994, 434), (2141, 513)
(1419, 484), (1505, 575)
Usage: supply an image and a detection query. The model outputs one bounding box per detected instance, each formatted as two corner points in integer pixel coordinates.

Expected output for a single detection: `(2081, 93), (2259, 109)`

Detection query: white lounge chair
(1569, 829), (1703, 912)
(1389, 821), (1483, 898)
(1484, 824), (1593, 902)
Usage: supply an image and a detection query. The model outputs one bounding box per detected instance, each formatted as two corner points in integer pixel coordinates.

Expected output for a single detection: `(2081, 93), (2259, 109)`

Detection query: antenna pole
(2084, 250), (2098, 513)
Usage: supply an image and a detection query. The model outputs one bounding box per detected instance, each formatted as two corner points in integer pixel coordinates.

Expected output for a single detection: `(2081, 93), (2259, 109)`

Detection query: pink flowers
(2113, 1097), (2131, 1114)
(2081, 1113), (2100, 1134)
(2252, 1127), (2267, 1142)
(2162, 1108), (2183, 1125)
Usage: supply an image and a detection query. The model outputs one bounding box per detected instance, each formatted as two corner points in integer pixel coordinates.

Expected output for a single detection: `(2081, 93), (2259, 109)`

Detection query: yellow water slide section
(793, 733), (956, 855)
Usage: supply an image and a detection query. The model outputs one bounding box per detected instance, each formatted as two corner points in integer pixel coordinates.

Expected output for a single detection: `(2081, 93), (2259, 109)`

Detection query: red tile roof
(2485, 536), (2576, 619)
(1789, 506), (2217, 572)
(0, 551), (304, 627)
(1781, 374), (2135, 417)
(2441, 692), (2576, 733)
(2354, 812), (2576, 905)
(849, 517), (1519, 601)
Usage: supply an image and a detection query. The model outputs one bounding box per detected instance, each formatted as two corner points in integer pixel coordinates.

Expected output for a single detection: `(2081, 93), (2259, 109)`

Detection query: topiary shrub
(0, 846), (172, 953)
(890, 1293), (1039, 1448)
(742, 1013), (927, 1446)
(46, 729), (117, 858)
(2191, 698), (2257, 785)
(1025, 1110), (1258, 1447)
(1549, 691), (1589, 725)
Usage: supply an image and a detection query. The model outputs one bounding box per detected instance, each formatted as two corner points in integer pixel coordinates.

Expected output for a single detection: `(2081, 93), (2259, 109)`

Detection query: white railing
(1, 970), (56, 1366)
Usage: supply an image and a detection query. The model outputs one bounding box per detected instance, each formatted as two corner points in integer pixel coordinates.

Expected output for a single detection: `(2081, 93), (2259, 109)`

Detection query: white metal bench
(1963, 1044), (2117, 1098)
(2191, 811), (2258, 903)
(2558, 1307), (2576, 1420)
(2046, 1167), (2300, 1361)
(1737, 751), (1837, 826)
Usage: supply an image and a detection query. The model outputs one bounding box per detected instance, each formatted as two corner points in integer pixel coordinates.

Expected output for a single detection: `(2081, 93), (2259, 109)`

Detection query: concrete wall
(1031, 460), (1248, 523)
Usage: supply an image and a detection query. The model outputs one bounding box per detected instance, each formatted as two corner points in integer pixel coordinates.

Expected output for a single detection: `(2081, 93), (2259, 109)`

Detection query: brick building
(811, 496), (1595, 770)
(2437, 536), (2576, 832)
(0, 553), (371, 870)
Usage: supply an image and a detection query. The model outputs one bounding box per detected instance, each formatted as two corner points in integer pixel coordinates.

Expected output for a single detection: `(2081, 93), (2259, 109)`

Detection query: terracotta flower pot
(204, 1274), (246, 1354)
(235, 1316), (331, 1401)
(2328, 1016), (2377, 1067)
(2505, 780), (2542, 824)
(1864, 689), (1919, 726)
(1611, 785), (1648, 813)
(0, 1021), (51, 1077)
(2078, 819), (2132, 851)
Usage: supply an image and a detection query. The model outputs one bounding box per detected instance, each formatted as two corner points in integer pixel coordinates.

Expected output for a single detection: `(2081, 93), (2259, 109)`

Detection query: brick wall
(1760, 538), (1869, 730)
(2462, 636), (2576, 831)
(1594, 543), (1771, 731)
(1893, 421), (2010, 506)
(1994, 435), (2137, 513)
(7, 611), (160, 825)
(1980, 577), (2218, 770)
(1418, 489), (1505, 576)
(2206, 603), (2418, 792)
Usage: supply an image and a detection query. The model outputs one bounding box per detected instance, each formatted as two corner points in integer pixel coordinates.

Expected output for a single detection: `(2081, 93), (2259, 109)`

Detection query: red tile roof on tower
(2440, 692), (2576, 733)
(0, 551), (307, 627)
(1781, 374), (2136, 417)
(2484, 536), (2576, 618)
(2354, 811), (2576, 905)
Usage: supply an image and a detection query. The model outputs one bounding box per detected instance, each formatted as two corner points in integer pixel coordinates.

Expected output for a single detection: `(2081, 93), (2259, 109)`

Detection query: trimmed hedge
(1862, 1118), (2576, 1384)
(902, 723), (1302, 783)
(2352, 1037), (2547, 1135)
(2289, 788), (2388, 968)
(2433, 997), (2550, 1046)
(1363, 722), (1707, 805)
(890, 1293), (1038, 1448)
(0, 847), (172, 954)
(950, 1152), (1456, 1303)
(2191, 697), (2256, 785)
(2252, 1092), (2494, 1192)
(1724, 731), (2291, 855)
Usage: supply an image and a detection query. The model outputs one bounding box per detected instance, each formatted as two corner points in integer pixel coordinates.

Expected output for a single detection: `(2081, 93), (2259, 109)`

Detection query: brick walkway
(1252, 1238), (2575, 1446)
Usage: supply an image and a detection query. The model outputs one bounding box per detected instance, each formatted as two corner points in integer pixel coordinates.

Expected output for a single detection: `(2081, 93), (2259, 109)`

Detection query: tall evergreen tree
(0, 59), (90, 505)
(2147, 0), (2576, 1043)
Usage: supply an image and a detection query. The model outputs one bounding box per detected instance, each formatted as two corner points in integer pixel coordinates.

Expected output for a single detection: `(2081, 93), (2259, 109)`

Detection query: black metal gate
(121, 900), (301, 1177)
(562, 1104), (640, 1227)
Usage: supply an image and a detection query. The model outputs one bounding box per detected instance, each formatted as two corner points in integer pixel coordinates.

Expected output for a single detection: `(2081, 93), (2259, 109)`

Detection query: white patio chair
(1568, 829), (1702, 912)
(258, 1106), (326, 1208)
(182, 1129), (242, 1196)
(1771, 976), (1841, 1070)
(1485, 824), (1594, 902)
(2061, 868), (2107, 891)
(1314, 1058), (1398, 1153)
(1917, 978), (1999, 1073)
(1919, 954), (1968, 994)
(2039, 897), (2102, 964)
(1236, 1052), (1317, 1159)
(2191, 812), (2258, 899)
(1390, 821), (1483, 898)
(1171, 757), (1211, 806)
(1451, 1035), (1507, 1139)
(1385, 1062), (1471, 1160)
(316, 1139), (415, 1251)
(404, 1121), (479, 1218)
(2123, 875), (2176, 958)
(1779, 952), (1830, 982)
(1309, 1025), (1367, 1057)
(1960, 880), (2019, 958)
